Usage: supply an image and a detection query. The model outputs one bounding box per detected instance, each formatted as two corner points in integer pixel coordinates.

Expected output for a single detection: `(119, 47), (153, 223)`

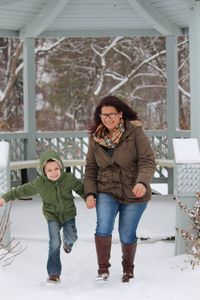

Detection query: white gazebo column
(166, 36), (179, 194)
(173, 138), (200, 255)
(189, 2), (200, 144)
(0, 142), (11, 247)
(23, 38), (37, 180)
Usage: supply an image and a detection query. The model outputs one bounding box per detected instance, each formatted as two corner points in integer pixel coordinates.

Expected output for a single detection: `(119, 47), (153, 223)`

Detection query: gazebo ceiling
(0, 0), (193, 38)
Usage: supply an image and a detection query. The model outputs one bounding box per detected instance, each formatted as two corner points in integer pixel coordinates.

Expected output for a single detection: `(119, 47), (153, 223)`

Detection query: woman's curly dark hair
(88, 95), (138, 134)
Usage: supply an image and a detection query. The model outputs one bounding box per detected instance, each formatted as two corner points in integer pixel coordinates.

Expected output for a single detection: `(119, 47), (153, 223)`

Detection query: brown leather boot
(95, 235), (112, 280)
(121, 242), (137, 282)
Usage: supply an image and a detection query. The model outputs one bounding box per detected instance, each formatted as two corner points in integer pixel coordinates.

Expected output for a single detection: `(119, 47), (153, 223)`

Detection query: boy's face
(44, 161), (61, 181)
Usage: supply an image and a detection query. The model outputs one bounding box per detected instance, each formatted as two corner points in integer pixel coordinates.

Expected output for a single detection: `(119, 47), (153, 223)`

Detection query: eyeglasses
(99, 113), (118, 119)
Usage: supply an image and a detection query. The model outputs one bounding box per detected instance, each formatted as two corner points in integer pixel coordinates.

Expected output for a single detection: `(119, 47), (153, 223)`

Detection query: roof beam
(39, 29), (161, 38)
(0, 29), (18, 37)
(183, 0), (197, 9)
(0, 0), (21, 5)
(127, 0), (181, 35)
(19, 0), (71, 38)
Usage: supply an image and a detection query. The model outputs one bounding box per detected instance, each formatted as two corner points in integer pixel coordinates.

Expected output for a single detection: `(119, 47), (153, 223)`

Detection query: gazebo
(0, 0), (199, 186)
(0, 0), (199, 183)
(0, 3), (199, 141)
(0, 0), (200, 254)
(0, 1), (199, 139)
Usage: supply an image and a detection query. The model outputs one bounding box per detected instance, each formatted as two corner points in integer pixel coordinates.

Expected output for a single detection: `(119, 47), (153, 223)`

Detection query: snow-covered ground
(0, 194), (200, 300)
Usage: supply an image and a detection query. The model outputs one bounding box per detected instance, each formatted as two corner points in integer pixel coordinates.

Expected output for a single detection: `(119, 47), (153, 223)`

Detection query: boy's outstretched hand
(86, 195), (96, 209)
(0, 198), (5, 206)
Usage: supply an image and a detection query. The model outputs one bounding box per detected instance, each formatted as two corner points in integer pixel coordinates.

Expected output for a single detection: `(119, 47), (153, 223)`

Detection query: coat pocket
(123, 187), (138, 201)
(123, 172), (138, 201)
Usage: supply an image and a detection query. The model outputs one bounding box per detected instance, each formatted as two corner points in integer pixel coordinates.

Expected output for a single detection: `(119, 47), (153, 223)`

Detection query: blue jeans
(96, 193), (147, 244)
(47, 218), (77, 276)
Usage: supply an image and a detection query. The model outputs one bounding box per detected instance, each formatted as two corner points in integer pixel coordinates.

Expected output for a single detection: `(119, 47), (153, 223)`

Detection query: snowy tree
(0, 36), (190, 131)
(0, 38), (23, 130)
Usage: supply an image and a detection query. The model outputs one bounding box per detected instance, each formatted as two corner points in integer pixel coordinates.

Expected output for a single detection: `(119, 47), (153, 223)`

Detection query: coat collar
(119, 120), (143, 142)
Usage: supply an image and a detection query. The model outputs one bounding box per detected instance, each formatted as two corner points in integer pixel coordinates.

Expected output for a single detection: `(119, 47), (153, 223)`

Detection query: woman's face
(100, 106), (122, 131)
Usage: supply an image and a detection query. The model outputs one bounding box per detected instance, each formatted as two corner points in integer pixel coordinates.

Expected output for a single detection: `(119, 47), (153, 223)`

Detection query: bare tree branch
(0, 203), (26, 267)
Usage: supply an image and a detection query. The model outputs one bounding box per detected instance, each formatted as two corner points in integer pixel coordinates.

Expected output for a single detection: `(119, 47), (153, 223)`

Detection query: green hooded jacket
(2, 150), (85, 224)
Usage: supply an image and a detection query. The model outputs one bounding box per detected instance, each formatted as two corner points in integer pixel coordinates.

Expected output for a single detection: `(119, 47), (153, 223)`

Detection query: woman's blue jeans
(47, 218), (77, 276)
(96, 193), (147, 244)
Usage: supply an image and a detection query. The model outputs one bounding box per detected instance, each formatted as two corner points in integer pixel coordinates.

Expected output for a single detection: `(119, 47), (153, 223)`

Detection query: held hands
(0, 198), (5, 207)
(132, 183), (147, 198)
(86, 195), (96, 209)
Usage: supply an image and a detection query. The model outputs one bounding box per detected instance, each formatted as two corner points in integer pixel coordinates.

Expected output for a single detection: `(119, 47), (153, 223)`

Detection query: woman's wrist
(137, 182), (147, 189)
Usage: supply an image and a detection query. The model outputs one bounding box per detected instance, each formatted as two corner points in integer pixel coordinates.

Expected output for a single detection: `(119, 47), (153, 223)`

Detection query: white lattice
(0, 169), (9, 195)
(176, 164), (200, 195)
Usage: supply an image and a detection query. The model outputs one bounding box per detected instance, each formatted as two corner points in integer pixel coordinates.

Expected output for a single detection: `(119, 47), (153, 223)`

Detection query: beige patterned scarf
(93, 119), (125, 148)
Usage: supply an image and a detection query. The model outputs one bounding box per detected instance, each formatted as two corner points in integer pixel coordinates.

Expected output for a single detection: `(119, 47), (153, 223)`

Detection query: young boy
(0, 150), (85, 284)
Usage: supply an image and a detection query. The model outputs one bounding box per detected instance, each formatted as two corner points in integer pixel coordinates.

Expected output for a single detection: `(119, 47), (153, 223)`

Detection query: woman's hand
(86, 195), (96, 209)
(0, 198), (5, 206)
(132, 183), (147, 198)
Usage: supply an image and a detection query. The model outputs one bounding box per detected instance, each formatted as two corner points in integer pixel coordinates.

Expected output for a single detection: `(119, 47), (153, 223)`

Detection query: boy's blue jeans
(47, 218), (77, 276)
(96, 193), (147, 244)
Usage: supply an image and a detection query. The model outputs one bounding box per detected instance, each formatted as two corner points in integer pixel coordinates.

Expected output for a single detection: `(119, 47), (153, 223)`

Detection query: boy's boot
(47, 275), (61, 285)
(121, 242), (137, 282)
(95, 235), (112, 280)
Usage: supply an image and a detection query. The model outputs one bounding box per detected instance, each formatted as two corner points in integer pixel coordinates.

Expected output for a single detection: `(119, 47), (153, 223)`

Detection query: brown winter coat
(84, 120), (156, 204)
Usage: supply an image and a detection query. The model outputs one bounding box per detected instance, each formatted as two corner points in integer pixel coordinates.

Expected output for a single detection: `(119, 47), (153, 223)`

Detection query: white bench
(10, 158), (174, 184)
(10, 158), (174, 171)
(155, 159), (174, 168)
(10, 159), (86, 171)
(10, 159), (86, 184)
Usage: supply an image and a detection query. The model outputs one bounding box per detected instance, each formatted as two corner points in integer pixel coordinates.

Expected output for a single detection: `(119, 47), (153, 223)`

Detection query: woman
(84, 95), (156, 282)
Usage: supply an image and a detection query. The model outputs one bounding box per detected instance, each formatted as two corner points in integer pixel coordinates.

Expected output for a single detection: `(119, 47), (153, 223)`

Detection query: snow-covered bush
(0, 203), (26, 266)
(177, 192), (200, 268)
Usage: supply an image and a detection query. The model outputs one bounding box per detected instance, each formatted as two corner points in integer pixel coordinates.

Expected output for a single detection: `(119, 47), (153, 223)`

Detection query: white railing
(0, 129), (190, 190)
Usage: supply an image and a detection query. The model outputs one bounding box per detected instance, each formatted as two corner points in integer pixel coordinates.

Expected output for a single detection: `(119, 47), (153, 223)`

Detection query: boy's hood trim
(39, 150), (64, 178)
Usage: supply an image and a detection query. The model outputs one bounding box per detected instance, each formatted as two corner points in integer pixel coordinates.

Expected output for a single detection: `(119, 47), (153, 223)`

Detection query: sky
(0, 193), (200, 300)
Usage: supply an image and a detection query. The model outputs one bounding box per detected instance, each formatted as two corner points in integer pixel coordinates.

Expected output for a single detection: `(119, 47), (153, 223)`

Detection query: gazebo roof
(0, 0), (192, 38)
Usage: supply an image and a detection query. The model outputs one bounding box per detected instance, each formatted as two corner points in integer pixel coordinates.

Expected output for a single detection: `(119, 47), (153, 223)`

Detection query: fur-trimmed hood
(39, 150), (64, 179)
